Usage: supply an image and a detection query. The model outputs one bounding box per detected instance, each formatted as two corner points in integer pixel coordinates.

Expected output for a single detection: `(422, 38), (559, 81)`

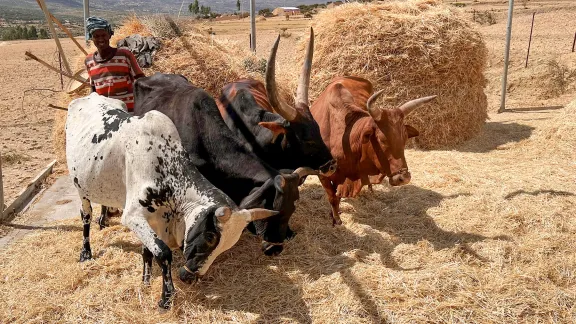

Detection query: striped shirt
(85, 48), (143, 111)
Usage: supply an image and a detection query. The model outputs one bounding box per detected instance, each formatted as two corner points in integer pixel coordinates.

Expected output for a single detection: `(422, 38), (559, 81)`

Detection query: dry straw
(301, 0), (488, 149)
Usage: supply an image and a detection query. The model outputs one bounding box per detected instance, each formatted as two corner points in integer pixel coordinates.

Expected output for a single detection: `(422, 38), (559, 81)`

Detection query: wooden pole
(37, 0), (72, 75)
(572, 32), (576, 52)
(0, 151), (4, 216)
(249, 0), (256, 52)
(83, 0), (90, 46)
(35, 0), (88, 55)
(58, 51), (64, 90)
(499, 0), (514, 113)
(25, 51), (89, 85)
(525, 12), (535, 68)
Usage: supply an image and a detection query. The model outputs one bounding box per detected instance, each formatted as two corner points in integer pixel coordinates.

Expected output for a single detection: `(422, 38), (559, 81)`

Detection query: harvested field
(1, 105), (575, 322)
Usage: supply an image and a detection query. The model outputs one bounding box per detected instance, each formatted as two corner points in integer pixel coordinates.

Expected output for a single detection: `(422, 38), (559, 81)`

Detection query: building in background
(272, 7), (301, 16)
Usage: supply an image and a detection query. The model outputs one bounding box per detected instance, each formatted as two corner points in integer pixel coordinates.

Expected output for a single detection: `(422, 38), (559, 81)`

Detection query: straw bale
(301, 0), (488, 149)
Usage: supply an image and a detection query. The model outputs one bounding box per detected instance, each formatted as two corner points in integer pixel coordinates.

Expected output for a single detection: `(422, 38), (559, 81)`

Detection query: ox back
(133, 73), (300, 255)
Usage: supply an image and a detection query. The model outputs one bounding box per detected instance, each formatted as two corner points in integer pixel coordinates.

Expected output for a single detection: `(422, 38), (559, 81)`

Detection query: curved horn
(366, 89), (387, 121)
(293, 167), (318, 179)
(398, 95), (437, 116)
(295, 27), (314, 107)
(266, 34), (299, 121)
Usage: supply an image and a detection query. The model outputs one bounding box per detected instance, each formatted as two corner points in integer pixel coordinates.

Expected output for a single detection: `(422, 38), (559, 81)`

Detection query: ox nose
(262, 241), (284, 256)
(319, 160), (337, 177)
(389, 170), (411, 186)
(178, 266), (199, 284)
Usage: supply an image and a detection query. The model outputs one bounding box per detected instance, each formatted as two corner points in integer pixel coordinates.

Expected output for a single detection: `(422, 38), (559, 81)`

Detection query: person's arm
(124, 49), (145, 80)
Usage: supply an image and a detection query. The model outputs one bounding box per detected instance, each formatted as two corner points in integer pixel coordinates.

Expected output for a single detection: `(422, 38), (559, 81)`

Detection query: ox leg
(319, 178), (342, 226)
(97, 206), (109, 230)
(142, 246), (153, 286)
(79, 198), (93, 262)
(123, 209), (174, 309)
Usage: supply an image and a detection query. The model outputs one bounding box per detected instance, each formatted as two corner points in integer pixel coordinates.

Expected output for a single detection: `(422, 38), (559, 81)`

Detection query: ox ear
(274, 175), (286, 193)
(331, 83), (355, 109)
(405, 125), (419, 138)
(259, 120), (290, 143)
(244, 208), (279, 222)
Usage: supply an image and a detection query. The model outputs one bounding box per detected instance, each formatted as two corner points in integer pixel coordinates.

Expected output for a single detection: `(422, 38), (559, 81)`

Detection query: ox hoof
(142, 276), (151, 287)
(332, 219), (343, 226)
(98, 220), (108, 230)
(158, 298), (172, 310)
(79, 249), (92, 262)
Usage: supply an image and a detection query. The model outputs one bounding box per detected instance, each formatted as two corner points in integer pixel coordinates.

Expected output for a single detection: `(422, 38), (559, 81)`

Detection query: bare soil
(0, 38), (83, 204)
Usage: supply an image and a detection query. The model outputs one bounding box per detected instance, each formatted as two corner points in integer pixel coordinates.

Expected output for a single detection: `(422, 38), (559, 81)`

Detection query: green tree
(258, 8), (272, 17)
(28, 26), (38, 40)
(39, 28), (49, 39)
(236, 0), (240, 11)
(189, 0), (199, 15)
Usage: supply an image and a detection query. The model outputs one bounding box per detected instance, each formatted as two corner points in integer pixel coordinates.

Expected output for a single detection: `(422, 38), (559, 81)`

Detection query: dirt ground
(0, 38), (84, 204)
(0, 1), (576, 322)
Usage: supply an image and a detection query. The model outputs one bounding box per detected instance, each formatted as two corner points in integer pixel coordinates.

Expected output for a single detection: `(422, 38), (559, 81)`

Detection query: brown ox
(310, 76), (436, 225)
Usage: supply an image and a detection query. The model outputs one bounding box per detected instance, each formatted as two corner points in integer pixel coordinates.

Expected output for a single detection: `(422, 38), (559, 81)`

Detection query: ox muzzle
(319, 159), (337, 178)
(179, 265), (200, 284)
(389, 168), (411, 186)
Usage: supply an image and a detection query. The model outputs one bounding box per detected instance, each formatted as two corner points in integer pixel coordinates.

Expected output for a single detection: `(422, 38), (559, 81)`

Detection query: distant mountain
(0, 0), (327, 15)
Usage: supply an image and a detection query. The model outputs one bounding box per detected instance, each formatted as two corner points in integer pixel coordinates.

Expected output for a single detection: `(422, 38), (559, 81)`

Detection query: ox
(66, 93), (277, 309)
(217, 28), (336, 177)
(134, 74), (314, 256)
(310, 76), (436, 225)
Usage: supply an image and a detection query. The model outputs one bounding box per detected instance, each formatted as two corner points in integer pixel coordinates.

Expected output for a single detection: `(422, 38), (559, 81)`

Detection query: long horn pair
(266, 28), (314, 121)
(367, 90), (437, 121)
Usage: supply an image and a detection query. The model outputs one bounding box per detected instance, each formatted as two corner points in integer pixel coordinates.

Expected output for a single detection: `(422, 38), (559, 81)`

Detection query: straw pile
(536, 98), (576, 145)
(301, 0), (488, 149)
(3, 102), (576, 322)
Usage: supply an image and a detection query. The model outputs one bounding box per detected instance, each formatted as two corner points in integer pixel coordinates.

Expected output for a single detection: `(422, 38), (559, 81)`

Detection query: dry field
(0, 1), (576, 323)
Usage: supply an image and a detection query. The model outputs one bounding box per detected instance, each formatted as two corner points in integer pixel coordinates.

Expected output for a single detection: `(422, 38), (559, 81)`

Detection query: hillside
(0, 0), (324, 22)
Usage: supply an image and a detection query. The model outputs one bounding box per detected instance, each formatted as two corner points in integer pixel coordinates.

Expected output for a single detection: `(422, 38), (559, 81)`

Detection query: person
(84, 16), (145, 113)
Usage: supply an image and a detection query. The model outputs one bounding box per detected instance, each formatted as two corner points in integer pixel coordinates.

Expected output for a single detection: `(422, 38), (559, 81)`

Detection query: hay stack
(302, 0), (488, 149)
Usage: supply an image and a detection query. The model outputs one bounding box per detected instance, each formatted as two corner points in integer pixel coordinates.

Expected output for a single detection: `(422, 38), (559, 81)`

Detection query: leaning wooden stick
(25, 51), (90, 85)
(37, 0), (72, 75)
(35, 0), (89, 56)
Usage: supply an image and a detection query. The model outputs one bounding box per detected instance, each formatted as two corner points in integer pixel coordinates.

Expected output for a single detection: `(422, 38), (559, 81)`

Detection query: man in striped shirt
(85, 17), (145, 113)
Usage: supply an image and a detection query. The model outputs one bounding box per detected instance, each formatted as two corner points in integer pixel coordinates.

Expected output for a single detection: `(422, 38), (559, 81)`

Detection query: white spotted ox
(66, 93), (277, 309)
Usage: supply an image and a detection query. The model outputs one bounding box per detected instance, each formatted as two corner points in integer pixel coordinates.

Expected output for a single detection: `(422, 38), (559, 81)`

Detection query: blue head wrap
(86, 16), (114, 39)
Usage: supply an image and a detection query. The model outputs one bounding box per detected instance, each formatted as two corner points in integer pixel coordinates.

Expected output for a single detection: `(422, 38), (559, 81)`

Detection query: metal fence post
(499, 0), (515, 113)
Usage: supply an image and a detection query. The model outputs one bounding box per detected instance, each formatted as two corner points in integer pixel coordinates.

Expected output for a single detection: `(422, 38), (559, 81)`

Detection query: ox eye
(204, 232), (218, 247)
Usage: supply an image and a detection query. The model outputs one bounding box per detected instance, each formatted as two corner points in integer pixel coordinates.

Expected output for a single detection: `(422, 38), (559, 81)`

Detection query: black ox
(216, 28), (336, 178)
(134, 73), (316, 255)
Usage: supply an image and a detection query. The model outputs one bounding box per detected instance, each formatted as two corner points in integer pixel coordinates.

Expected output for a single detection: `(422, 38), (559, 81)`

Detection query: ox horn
(398, 95), (437, 116)
(366, 89), (393, 121)
(266, 34), (299, 121)
(293, 167), (318, 179)
(295, 27), (314, 107)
